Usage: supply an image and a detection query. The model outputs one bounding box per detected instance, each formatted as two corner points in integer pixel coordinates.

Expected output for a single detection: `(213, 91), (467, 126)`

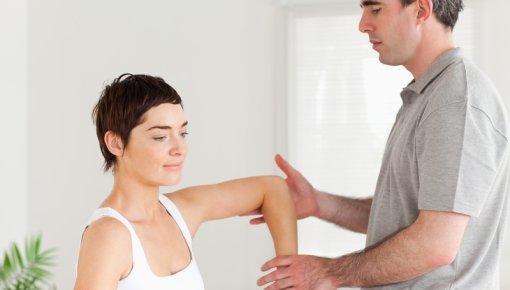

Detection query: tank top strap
(158, 194), (193, 247)
(87, 207), (145, 263)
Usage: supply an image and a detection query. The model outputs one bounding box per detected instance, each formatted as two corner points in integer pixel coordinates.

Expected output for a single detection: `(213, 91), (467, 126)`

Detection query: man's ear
(416, 0), (432, 23)
(104, 131), (124, 157)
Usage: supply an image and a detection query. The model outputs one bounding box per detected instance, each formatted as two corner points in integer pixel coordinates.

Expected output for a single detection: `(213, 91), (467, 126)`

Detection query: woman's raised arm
(168, 176), (297, 256)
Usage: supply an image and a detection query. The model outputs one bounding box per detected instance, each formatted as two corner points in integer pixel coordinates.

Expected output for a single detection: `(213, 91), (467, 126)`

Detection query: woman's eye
(180, 132), (189, 138)
(154, 136), (167, 141)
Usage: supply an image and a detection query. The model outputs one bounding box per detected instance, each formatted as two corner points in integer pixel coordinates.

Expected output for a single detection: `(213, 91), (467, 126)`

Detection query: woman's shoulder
(79, 215), (132, 272)
(76, 215), (133, 287)
(86, 215), (131, 241)
(82, 215), (132, 251)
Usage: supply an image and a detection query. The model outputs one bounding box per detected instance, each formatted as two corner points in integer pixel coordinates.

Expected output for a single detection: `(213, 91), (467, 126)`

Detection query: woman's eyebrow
(146, 121), (188, 131)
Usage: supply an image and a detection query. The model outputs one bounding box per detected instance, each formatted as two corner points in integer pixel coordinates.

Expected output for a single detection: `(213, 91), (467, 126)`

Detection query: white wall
(0, 0), (28, 253)
(1, 0), (509, 289)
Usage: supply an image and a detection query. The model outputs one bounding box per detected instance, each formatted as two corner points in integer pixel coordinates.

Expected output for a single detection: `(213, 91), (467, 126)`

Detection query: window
(285, 2), (475, 257)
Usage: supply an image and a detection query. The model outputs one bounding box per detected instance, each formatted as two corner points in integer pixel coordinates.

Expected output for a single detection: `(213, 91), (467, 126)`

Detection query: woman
(74, 73), (297, 289)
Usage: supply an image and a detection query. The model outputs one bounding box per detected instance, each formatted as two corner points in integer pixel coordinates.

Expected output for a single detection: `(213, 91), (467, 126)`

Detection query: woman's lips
(163, 163), (182, 170)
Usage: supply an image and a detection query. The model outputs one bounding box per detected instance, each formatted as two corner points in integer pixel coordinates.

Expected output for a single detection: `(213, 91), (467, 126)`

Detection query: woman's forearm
(260, 176), (298, 256)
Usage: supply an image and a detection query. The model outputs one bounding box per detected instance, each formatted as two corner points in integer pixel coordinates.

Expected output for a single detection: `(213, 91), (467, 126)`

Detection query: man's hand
(248, 154), (320, 224)
(257, 255), (338, 290)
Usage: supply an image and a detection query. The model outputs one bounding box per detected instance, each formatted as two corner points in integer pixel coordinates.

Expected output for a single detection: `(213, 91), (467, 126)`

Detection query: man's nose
(358, 13), (373, 33)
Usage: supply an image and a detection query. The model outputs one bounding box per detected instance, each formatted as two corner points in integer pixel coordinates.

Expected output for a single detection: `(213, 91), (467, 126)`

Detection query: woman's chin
(161, 175), (182, 186)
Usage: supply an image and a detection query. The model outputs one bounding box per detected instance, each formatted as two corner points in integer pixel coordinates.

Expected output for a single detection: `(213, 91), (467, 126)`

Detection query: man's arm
(250, 155), (372, 234)
(315, 192), (372, 233)
(258, 210), (469, 289)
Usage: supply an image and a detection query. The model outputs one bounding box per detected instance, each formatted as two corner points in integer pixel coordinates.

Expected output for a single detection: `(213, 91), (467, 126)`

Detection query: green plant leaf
(3, 253), (12, 272)
(34, 236), (41, 256)
(24, 237), (32, 264)
(13, 244), (24, 269)
(0, 235), (56, 290)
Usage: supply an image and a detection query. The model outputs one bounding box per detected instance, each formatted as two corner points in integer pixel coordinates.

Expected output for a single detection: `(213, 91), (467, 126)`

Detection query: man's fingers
(257, 267), (291, 286)
(275, 154), (294, 176)
(249, 217), (266, 224)
(263, 277), (295, 290)
(261, 255), (295, 271)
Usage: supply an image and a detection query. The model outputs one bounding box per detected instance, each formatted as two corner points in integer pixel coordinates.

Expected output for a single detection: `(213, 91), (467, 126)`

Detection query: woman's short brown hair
(92, 73), (183, 171)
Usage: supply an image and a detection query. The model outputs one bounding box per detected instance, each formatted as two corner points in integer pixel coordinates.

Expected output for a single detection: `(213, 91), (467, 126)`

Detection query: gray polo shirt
(364, 48), (510, 289)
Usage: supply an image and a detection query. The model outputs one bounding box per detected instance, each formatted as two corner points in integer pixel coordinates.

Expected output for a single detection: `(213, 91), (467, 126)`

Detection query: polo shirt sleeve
(416, 101), (508, 217)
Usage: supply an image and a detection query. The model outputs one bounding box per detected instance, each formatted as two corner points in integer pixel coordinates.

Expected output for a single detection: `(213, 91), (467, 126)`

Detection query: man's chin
(379, 55), (402, 66)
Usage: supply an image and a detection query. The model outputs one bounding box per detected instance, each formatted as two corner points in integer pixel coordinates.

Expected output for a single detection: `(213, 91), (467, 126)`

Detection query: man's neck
(404, 25), (455, 80)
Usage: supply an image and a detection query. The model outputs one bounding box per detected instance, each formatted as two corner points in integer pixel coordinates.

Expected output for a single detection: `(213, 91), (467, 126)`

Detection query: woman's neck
(101, 174), (162, 222)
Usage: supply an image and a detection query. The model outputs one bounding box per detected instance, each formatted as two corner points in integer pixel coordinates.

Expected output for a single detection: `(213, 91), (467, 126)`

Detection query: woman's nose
(169, 136), (187, 156)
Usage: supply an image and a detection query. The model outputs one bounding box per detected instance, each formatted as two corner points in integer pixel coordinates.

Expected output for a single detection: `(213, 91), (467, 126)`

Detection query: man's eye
(180, 132), (189, 138)
(372, 8), (382, 15)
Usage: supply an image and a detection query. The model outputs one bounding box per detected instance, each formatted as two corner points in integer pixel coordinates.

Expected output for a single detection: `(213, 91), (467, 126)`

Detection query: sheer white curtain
(286, 2), (474, 258)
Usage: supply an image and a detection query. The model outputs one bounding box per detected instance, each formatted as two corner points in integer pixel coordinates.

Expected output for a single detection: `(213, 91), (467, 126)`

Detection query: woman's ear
(104, 131), (124, 157)
(416, 0), (432, 23)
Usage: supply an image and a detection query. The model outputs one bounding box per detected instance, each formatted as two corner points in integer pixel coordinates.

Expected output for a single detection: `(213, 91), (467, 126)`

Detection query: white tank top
(85, 194), (205, 290)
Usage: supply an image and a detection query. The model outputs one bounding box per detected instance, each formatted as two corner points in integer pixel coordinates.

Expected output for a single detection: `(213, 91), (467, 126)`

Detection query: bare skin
(255, 153), (469, 289)
(249, 155), (372, 234)
(74, 104), (297, 290)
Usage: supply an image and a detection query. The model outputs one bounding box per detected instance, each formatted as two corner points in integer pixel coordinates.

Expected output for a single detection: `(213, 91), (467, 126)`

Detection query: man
(254, 0), (510, 289)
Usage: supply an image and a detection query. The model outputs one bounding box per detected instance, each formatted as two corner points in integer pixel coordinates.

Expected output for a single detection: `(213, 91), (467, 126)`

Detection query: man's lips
(370, 39), (382, 49)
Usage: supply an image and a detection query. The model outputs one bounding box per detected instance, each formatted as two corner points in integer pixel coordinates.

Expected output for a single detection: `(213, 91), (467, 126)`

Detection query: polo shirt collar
(405, 47), (463, 95)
